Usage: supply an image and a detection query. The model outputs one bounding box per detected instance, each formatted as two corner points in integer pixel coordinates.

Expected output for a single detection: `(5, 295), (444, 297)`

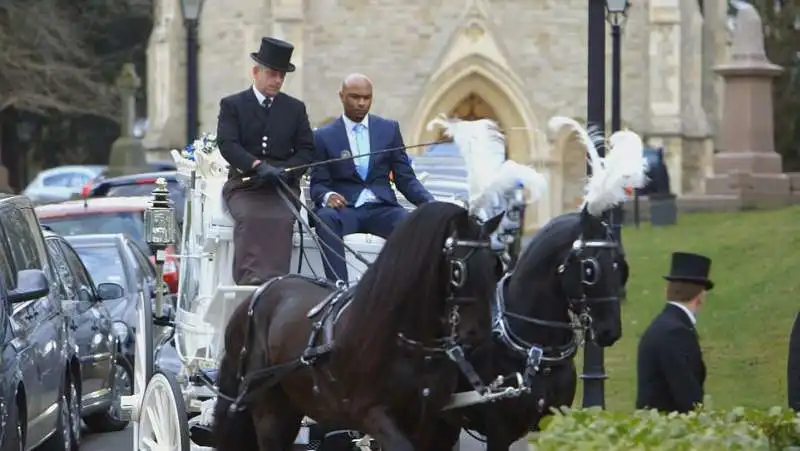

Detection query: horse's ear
(481, 211), (505, 236)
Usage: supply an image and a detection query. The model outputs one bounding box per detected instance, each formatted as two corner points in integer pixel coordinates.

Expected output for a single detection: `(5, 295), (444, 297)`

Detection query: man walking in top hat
(636, 252), (713, 414)
(217, 37), (316, 284)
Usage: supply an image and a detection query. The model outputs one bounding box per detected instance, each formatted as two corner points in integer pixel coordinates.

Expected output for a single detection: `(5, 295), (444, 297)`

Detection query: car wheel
(84, 357), (133, 432)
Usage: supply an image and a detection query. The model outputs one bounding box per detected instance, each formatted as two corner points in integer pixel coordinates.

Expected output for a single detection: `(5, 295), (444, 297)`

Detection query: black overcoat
(636, 303), (706, 413)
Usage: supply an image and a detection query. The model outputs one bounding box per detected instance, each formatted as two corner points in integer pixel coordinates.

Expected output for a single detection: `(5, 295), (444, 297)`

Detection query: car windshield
(72, 245), (127, 286)
(40, 212), (148, 251)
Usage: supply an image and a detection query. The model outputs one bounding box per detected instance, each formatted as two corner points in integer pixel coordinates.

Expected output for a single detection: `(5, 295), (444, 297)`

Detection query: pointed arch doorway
(432, 93), (508, 160)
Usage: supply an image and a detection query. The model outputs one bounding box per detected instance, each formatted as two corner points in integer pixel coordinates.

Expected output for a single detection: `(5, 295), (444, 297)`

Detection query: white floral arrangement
(170, 132), (230, 182)
(181, 133), (218, 161)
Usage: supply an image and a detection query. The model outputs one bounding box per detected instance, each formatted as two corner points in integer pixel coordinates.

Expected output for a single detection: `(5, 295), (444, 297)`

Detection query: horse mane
(511, 212), (582, 290)
(335, 202), (472, 391)
(504, 212), (583, 345)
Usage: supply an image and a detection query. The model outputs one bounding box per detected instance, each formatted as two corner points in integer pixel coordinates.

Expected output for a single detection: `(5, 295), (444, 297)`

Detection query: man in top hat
(216, 37), (316, 284)
(309, 73), (433, 283)
(635, 251), (713, 414)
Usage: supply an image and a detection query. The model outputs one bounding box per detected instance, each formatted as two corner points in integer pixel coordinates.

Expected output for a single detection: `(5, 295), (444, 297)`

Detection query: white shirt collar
(342, 113), (369, 131)
(667, 301), (697, 326)
(252, 85), (272, 105)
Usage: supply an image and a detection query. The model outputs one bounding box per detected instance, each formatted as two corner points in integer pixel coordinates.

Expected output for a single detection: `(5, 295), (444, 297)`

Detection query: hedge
(531, 399), (800, 450)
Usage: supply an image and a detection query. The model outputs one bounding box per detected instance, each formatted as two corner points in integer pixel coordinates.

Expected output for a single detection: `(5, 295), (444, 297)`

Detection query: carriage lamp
(144, 178), (178, 319)
(144, 178), (177, 250)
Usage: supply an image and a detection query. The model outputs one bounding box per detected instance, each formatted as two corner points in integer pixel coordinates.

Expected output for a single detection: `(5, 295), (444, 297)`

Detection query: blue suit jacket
(309, 115), (434, 207)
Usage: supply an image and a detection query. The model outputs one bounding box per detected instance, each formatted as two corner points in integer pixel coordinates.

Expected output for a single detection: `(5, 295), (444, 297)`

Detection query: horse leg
(250, 389), (303, 451)
(361, 406), (415, 451)
(418, 419), (461, 451)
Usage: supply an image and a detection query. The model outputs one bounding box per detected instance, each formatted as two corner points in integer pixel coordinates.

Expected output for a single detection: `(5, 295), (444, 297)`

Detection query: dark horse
(428, 205), (629, 451)
(212, 202), (504, 451)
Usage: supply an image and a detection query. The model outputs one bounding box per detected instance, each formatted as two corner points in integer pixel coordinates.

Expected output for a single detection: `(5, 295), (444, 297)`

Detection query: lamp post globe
(605, 0), (629, 14)
(180, 0), (205, 21)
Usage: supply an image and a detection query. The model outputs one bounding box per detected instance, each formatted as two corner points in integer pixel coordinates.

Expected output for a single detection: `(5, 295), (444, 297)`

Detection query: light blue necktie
(354, 124), (369, 180)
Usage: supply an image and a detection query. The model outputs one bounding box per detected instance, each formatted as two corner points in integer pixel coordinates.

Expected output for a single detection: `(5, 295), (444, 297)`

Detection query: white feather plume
(427, 114), (506, 203)
(547, 116), (648, 217)
(470, 160), (549, 213)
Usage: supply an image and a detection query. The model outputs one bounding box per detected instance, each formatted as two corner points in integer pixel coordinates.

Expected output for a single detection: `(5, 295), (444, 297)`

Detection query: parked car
(22, 165), (107, 205)
(0, 194), (80, 450)
(638, 146), (672, 196)
(42, 229), (130, 433)
(80, 170), (185, 221)
(33, 196), (180, 294)
(64, 233), (164, 369)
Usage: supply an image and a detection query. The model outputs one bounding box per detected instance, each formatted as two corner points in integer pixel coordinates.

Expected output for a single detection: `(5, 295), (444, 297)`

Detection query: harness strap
(446, 346), (488, 395)
(228, 359), (306, 412)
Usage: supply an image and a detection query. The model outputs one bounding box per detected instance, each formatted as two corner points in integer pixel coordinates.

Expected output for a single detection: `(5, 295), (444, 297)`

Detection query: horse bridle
(492, 225), (626, 388)
(397, 230), (496, 395)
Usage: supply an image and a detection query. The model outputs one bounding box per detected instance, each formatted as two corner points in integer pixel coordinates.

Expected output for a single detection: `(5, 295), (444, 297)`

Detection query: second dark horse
(213, 202), (505, 451)
(428, 206), (629, 450)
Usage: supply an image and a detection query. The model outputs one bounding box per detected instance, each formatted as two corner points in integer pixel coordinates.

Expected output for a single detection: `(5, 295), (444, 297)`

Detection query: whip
(242, 139), (447, 182)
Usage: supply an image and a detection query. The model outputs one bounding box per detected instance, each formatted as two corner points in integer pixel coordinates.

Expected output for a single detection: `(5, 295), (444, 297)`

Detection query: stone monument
(704, 3), (789, 208)
(107, 63), (149, 177)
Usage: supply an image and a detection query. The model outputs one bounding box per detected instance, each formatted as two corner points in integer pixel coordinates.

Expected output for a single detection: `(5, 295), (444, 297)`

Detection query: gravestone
(107, 63), (149, 177)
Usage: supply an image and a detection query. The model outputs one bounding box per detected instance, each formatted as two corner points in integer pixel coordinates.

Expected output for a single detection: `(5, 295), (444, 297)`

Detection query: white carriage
(121, 118), (549, 451)
(121, 143), (394, 450)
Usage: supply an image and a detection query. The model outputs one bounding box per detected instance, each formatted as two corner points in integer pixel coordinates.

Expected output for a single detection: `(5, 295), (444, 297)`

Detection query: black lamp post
(581, 0), (608, 409)
(607, 0), (631, 237)
(606, 0), (632, 232)
(181, 0), (205, 145)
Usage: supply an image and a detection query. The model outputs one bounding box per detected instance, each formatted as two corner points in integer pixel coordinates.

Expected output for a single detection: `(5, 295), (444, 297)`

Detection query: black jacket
(636, 303), (706, 413)
(216, 88), (315, 183)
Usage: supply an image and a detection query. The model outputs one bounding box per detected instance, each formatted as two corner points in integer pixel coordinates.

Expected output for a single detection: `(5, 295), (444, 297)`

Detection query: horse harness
(491, 227), (624, 390)
(225, 233), (496, 411)
(395, 234), (496, 395)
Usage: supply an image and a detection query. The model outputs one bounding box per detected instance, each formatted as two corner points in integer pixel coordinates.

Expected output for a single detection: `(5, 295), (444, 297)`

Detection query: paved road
(82, 427), (531, 450)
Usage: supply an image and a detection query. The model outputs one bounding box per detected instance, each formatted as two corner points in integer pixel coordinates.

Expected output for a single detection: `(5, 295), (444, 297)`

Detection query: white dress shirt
(667, 301), (697, 326)
(324, 114), (380, 208)
(252, 85), (273, 107)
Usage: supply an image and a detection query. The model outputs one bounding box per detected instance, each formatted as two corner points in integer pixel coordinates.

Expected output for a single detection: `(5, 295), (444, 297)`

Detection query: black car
(43, 230), (130, 433)
(0, 194), (80, 451)
(82, 171), (185, 220)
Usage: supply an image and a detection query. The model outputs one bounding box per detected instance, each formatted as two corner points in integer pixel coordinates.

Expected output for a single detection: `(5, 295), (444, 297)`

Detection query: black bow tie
(262, 98), (272, 109)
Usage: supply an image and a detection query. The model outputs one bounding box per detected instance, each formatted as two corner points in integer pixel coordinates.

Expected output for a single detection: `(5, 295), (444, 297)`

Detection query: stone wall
(145, 0), (730, 218)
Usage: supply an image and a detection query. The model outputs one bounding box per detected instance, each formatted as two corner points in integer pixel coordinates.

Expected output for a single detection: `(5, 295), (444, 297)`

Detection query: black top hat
(250, 37), (296, 73)
(663, 252), (714, 290)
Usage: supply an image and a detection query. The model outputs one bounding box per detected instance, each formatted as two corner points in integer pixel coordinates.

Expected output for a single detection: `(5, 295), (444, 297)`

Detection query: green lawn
(569, 205), (800, 411)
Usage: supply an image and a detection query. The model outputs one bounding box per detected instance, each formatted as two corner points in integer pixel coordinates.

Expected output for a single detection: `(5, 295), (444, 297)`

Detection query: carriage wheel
(136, 371), (190, 451)
(132, 293), (155, 446)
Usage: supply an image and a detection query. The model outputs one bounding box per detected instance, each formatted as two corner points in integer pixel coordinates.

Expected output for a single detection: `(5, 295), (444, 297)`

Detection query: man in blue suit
(310, 73), (434, 283)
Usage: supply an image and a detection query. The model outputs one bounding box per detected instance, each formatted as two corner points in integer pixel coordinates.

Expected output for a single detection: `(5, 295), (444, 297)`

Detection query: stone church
(144, 0), (734, 227)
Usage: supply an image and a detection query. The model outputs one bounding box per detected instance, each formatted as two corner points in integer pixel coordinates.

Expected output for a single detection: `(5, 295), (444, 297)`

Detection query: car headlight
(112, 321), (130, 343)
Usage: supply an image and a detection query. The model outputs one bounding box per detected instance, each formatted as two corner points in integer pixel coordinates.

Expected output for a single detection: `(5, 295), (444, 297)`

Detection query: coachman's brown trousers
(222, 178), (299, 284)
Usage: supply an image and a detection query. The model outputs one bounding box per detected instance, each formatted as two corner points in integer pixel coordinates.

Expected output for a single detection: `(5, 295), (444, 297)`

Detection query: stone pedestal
(704, 4), (789, 207)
